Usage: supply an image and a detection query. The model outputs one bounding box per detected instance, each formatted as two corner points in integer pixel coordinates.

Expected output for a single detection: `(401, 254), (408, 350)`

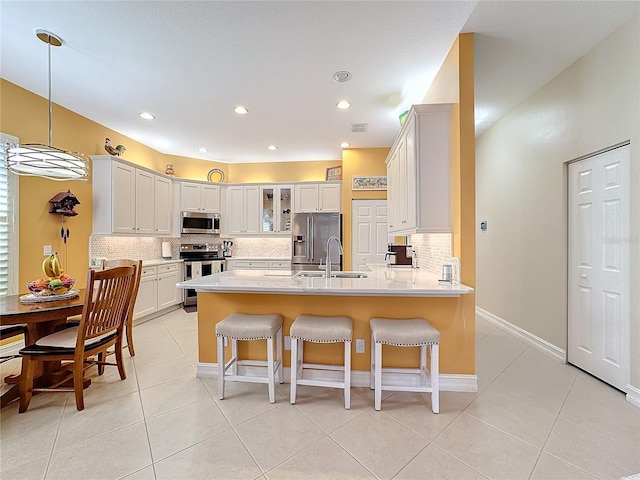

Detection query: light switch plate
(355, 339), (365, 353)
(43, 245), (52, 255)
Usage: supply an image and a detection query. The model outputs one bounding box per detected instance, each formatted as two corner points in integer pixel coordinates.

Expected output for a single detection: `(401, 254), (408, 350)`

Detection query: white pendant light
(5, 30), (90, 181)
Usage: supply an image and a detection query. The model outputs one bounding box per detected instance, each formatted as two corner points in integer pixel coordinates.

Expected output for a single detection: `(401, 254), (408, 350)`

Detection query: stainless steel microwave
(181, 211), (220, 234)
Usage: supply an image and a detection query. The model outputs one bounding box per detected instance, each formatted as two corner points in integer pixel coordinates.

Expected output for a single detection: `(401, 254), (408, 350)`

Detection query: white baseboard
(626, 384), (640, 408)
(197, 363), (478, 393)
(476, 306), (566, 363)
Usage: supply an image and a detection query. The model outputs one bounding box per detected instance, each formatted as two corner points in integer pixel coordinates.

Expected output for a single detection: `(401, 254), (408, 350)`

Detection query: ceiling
(1, 1), (638, 164)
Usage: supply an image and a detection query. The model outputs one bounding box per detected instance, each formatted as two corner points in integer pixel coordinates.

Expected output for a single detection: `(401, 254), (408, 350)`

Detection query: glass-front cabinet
(261, 185), (293, 234)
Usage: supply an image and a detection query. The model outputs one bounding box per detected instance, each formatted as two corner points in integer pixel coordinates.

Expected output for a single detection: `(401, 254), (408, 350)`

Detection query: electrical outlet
(284, 336), (291, 350)
(43, 245), (52, 255)
(355, 338), (365, 354)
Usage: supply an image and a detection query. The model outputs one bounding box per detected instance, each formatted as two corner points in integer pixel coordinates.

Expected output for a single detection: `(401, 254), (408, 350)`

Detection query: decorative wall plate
(207, 168), (225, 183)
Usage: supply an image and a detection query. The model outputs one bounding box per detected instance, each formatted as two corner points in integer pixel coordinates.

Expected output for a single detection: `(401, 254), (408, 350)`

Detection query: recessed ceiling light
(139, 112), (155, 120)
(198, 147), (209, 153)
(267, 145), (278, 151)
(333, 71), (352, 82)
(336, 100), (351, 110)
(234, 105), (249, 114)
(339, 142), (350, 148)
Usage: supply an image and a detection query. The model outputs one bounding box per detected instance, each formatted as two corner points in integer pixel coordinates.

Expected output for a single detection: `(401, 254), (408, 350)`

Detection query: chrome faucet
(326, 236), (343, 278)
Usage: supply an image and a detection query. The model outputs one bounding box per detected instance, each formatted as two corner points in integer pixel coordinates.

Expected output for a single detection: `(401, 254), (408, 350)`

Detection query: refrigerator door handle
(306, 216), (312, 260)
(309, 217), (314, 260)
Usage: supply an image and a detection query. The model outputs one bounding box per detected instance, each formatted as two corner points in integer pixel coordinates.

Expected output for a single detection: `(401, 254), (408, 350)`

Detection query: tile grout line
(529, 373), (598, 479)
(42, 386), (71, 480)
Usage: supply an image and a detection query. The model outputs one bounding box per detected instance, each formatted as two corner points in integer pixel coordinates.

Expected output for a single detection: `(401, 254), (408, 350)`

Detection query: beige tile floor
(1, 310), (639, 480)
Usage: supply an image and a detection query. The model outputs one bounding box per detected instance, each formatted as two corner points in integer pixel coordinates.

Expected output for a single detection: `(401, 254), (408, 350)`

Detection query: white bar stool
(369, 317), (440, 413)
(290, 314), (353, 409)
(216, 313), (283, 403)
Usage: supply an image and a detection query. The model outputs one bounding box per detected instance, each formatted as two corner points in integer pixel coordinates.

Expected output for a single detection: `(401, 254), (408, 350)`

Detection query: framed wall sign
(326, 166), (342, 181)
(352, 176), (387, 190)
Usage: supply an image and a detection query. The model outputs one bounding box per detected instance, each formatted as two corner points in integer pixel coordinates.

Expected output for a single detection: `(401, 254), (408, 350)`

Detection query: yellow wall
(340, 148), (389, 269)
(423, 34), (476, 364)
(227, 160), (340, 184)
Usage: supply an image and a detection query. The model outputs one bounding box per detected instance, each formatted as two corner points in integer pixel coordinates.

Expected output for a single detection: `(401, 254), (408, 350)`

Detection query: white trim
(626, 384), (640, 408)
(0, 338), (24, 357)
(476, 306), (566, 362)
(197, 362), (477, 392)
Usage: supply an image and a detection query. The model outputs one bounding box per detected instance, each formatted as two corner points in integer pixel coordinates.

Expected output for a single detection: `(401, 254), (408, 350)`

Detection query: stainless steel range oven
(180, 244), (226, 306)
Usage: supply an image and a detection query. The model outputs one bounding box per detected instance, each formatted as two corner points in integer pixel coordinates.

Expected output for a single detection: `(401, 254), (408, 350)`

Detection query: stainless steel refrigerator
(291, 213), (342, 271)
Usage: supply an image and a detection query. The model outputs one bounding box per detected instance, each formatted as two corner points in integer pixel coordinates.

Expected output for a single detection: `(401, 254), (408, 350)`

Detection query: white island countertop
(177, 264), (473, 297)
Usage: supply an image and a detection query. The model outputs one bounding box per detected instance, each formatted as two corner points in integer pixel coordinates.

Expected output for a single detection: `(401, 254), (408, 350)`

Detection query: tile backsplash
(90, 234), (448, 272)
(409, 233), (453, 276)
(89, 235), (292, 264)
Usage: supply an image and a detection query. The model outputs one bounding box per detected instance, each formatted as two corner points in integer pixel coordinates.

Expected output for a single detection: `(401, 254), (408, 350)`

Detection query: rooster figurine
(105, 138), (119, 156)
(115, 144), (126, 155)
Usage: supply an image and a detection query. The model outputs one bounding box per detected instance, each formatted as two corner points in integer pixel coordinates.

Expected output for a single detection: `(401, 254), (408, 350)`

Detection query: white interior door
(351, 200), (387, 271)
(568, 144), (630, 391)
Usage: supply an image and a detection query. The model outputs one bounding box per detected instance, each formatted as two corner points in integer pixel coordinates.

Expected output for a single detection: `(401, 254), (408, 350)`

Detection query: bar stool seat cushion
(216, 313), (283, 340)
(290, 314), (352, 343)
(370, 317), (440, 346)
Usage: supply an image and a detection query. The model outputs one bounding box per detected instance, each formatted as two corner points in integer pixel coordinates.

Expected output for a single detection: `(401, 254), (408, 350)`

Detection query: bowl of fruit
(27, 274), (75, 296)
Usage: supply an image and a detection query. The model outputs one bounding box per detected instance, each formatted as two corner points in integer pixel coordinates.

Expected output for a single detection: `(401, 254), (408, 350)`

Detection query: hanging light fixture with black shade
(4, 30), (90, 181)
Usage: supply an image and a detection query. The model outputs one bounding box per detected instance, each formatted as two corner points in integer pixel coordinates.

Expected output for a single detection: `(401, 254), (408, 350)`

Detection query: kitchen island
(178, 265), (476, 390)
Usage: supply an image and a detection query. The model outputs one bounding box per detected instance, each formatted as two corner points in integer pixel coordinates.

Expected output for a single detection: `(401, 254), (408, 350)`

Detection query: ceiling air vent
(350, 123), (368, 133)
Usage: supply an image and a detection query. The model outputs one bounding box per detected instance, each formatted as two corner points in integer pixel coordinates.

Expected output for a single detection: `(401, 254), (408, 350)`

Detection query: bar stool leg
(290, 336), (298, 404)
(369, 331), (375, 390)
(217, 336), (225, 400)
(374, 341), (382, 411)
(231, 338), (238, 376)
(431, 344), (439, 413)
(267, 336), (275, 403)
(344, 340), (351, 409)
(276, 327), (284, 383)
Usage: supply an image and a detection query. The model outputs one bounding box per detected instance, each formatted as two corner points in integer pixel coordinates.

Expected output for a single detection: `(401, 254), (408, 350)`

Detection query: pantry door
(568, 144), (630, 391)
(351, 200), (387, 271)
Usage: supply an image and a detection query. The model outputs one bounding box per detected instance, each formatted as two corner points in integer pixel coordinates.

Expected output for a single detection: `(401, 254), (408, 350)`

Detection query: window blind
(0, 134), (19, 296)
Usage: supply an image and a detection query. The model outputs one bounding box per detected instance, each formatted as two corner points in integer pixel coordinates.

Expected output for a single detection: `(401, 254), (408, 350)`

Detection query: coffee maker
(222, 240), (233, 258)
(385, 244), (413, 266)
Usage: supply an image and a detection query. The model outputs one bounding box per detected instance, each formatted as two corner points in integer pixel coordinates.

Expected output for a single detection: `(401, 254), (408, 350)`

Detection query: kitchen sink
(293, 271), (368, 279)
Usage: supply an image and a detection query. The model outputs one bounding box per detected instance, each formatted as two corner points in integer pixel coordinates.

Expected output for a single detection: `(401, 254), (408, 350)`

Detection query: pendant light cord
(48, 36), (53, 146)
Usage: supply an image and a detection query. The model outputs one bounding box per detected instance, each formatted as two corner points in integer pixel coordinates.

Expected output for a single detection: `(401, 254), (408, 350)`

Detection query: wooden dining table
(0, 289), (86, 408)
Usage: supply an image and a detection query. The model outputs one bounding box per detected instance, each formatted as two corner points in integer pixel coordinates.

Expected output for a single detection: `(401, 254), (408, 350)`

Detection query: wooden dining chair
(18, 265), (137, 412)
(102, 259), (143, 357)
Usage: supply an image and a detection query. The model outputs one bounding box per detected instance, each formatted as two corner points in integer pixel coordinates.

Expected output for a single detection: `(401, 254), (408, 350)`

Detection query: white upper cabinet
(180, 182), (220, 213)
(261, 185), (293, 234)
(294, 182), (341, 213)
(386, 104), (452, 234)
(92, 155), (173, 236)
(226, 185), (260, 235)
(135, 169), (155, 235)
(110, 161), (136, 234)
(154, 176), (173, 235)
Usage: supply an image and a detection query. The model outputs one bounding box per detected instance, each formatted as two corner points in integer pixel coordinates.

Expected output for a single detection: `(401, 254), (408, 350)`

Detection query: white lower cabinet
(268, 260), (291, 270)
(226, 259), (291, 271)
(134, 267), (158, 319)
(133, 263), (182, 319)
